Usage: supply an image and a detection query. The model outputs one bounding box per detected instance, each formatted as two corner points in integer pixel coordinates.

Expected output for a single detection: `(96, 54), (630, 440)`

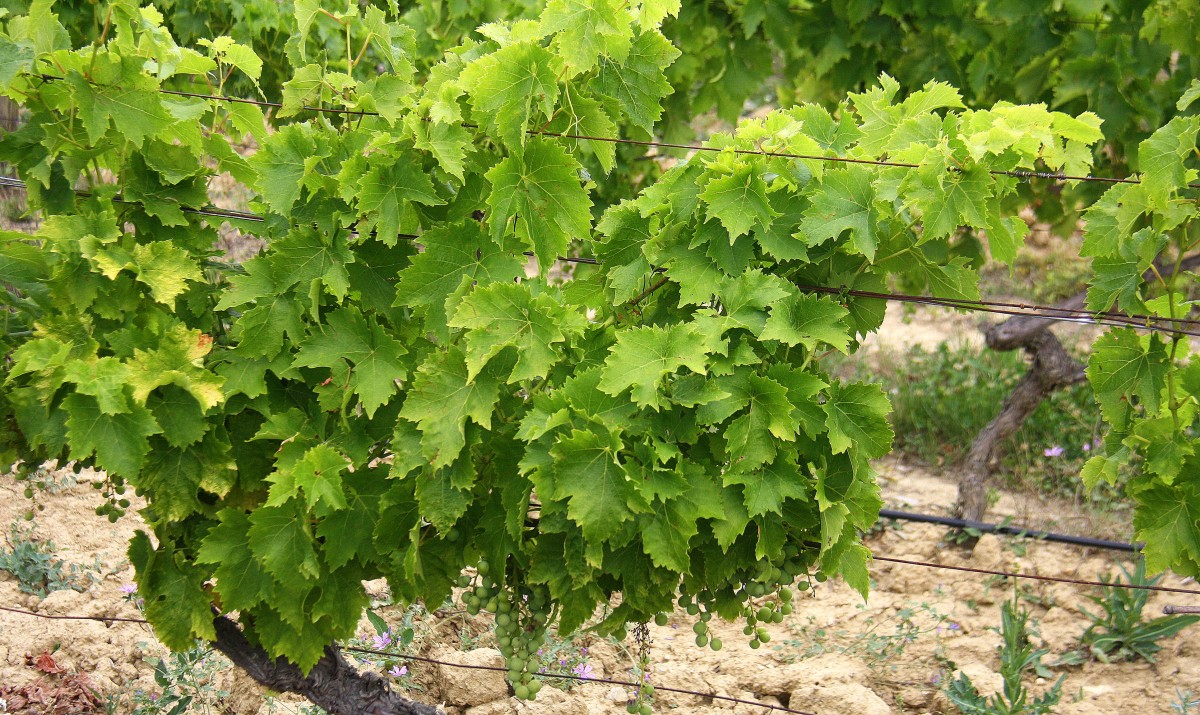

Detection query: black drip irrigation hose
(877, 508), (1141, 553)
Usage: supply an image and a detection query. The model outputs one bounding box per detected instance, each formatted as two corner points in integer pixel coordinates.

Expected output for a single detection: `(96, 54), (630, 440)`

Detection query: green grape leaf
(541, 0), (633, 71)
(1179, 79), (1200, 111)
(800, 166), (879, 260)
(352, 153), (445, 246)
(1138, 116), (1200, 198)
(246, 500), (321, 581)
(290, 445), (349, 513)
(63, 357), (131, 414)
(124, 325), (224, 411)
(0, 36), (34, 86)
(641, 466), (724, 572)
(1134, 481), (1200, 576)
(461, 42), (560, 149)
(251, 124), (328, 214)
(598, 324), (712, 409)
(486, 138), (592, 272)
(596, 29), (679, 133)
(823, 382), (893, 458)
(722, 372), (800, 470)
(1087, 329), (1169, 422)
(293, 307), (408, 417)
(66, 58), (172, 146)
(268, 226), (353, 299)
(550, 429), (649, 544)
(129, 533), (216, 651)
(399, 348), (504, 468)
(725, 456), (810, 517)
(761, 293), (851, 353)
(197, 509), (276, 612)
(700, 161), (776, 238)
(414, 461), (473, 532)
(394, 220), (524, 339)
(63, 394), (159, 477)
(449, 282), (586, 383)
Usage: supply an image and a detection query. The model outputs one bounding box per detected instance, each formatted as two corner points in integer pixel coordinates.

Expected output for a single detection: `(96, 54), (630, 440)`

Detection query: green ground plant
(1072, 560), (1199, 664)
(847, 342), (1125, 504)
(945, 598), (1064, 715)
(0, 522), (98, 597)
(777, 601), (951, 675)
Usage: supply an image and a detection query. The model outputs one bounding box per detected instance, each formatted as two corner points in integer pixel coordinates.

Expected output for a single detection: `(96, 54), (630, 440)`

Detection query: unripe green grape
(798, 581), (811, 591)
(771, 611), (784, 623)
(780, 603), (793, 616)
(118, 498), (130, 508)
(497, 600), (512, 614)
(23, 510), (34, 521)
(700, 610), (712, 622)
(514, 684), (530, 699)
(654, 613), (668, 626)
(779, 588), (793, 602)
(445, 527), (460, 542)
(692, 621), (706, 635)
(643, 684), (655, 696)
(815, 573), (828, 583)
(528, 680), (542, 695)
(685, 603), (699, 616)
(749, 639), (761, 649)
(627, 702), (640, 714)
(757, 628), (771, 643)
(640, 703), (652, 715)
(457, 574), (471, 588)
(107, 512), (118, 523)
(695, 634), (708, 647)
(477, 560), (490, 576)
(614, 626), (627, 641)
(496, 613), (511, 628)
(23, 487), (33, 498)
(710, 637), (723, 651)
(743, 625), (754, 636)
(486, 598), (498, 612)
(507, 668), (521, 682)
(757, 607), (772, 621)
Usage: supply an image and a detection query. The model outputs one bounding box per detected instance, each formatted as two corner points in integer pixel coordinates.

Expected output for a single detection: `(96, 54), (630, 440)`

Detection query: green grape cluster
(92, 474), (132, 522)
(458, 560), (548, 701)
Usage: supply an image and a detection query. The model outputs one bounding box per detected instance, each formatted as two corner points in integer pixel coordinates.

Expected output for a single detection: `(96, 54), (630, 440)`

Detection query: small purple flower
(372, 632), (392, 650)
(573, 663), (595, 679)
(389, 665), (407, 677)
(537, 649), (544, 656)
(1043, 445), (1065, 458)
(949, 622), (961, 631)
(119, 583), (137, 594)
(1081, 441), (1091, 452)
(581, 647), (588, 655)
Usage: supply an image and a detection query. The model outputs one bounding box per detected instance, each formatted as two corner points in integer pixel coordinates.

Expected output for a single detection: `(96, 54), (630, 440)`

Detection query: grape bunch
(458, 559), (549, 701)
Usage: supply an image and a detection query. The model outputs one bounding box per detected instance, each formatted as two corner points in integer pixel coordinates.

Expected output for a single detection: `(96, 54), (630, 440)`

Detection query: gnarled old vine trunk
(954, 253), (1200, 521)
(210, 615), (441, 715)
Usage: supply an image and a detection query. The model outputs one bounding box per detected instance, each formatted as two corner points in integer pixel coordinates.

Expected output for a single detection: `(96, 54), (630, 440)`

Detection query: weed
(1072, 560), (1198, 663)
(776, 601), (951, 675)
(115, 644), (231, 715)
(1171, 689), (1200, 714)
(530, 633), (597, 689)
(944, 598), (1064, 715)
(0, 523), (98, 598)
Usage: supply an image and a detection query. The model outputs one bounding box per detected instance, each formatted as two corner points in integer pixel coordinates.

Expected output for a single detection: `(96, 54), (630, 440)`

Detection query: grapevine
(0, 0), (1197, 712)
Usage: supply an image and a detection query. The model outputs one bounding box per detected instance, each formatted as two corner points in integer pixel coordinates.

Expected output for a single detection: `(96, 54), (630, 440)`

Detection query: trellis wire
(28, 73), (1200, 189)
(1, 173), (1194, 338)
